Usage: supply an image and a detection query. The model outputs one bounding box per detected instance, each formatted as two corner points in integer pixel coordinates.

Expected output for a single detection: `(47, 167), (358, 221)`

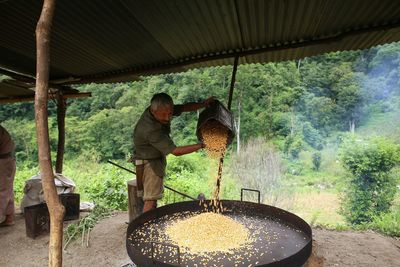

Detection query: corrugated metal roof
(1, 0), (400, 97)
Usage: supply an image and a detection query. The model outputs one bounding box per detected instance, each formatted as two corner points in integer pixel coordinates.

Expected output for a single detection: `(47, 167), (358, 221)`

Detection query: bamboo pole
(35, 1), (65, 267)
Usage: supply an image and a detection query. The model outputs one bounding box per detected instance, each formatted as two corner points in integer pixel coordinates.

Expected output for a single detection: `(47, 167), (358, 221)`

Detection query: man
(0, 125), (16, 226)
(133, 93), (214, 212)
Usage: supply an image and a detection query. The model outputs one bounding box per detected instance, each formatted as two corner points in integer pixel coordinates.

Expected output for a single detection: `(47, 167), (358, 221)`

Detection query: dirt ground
(1, 211), (400, 267)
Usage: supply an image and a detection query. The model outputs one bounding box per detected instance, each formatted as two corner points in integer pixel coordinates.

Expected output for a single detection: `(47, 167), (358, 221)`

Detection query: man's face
(152, 105), (173, 124)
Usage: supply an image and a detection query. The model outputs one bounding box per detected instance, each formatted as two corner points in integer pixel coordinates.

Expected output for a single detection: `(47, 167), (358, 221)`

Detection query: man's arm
(181, 96), (215, 112)
(171, 143), (204, 156)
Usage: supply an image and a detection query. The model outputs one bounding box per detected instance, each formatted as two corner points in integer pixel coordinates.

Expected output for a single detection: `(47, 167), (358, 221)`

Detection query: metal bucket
(196, 100), (235, 146)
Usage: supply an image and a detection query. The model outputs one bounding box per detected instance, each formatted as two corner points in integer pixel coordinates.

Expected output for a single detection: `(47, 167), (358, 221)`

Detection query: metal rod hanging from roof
(227, 56), (239, 110)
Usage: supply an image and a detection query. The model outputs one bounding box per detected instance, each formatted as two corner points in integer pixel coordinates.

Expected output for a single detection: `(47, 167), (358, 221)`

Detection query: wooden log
(127, 179), (143, 222)
(35, 1), (65, 266)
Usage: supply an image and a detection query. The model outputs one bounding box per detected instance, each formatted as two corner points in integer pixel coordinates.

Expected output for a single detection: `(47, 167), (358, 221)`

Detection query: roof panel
(0, 0), (399, 90)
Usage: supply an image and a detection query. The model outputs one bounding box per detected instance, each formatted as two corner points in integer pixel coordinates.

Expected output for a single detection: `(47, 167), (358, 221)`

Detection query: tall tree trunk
(35, 1), (65, 267)
(56, 91), (66, 174)
(349, 119), (355, 134)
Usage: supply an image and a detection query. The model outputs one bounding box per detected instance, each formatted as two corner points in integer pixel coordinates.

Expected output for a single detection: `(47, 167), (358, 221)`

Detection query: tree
(302, 121), (324, 150)
(339, 136), (400, 224)
(301, 93), (336, 133)
(330, 63), (363, 132)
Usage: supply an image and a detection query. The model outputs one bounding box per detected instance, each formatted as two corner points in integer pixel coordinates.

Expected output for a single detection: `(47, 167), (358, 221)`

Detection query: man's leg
(143, 200), (157, 212)
(142, 161), (163, 213)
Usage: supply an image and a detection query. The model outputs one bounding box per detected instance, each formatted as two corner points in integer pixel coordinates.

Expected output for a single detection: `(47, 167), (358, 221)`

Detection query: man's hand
(199, 142), (206, 149)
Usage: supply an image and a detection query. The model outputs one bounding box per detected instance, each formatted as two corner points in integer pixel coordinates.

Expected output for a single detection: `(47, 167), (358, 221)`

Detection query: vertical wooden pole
(56, 91), (66, 174)
(35, 1), (65, 267)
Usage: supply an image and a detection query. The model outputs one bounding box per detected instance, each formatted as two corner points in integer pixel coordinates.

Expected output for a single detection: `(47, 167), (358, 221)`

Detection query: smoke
(361, 43), (400, 104)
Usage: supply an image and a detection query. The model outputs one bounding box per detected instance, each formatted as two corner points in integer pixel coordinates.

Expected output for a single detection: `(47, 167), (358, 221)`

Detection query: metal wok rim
(126, 200), (312, 267)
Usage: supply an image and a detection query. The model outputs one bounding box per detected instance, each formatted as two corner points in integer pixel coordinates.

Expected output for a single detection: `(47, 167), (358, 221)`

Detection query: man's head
(150, 93), (174, 124)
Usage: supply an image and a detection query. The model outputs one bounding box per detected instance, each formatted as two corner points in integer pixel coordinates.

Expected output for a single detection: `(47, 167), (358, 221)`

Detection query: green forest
(1, 42), (400, 236)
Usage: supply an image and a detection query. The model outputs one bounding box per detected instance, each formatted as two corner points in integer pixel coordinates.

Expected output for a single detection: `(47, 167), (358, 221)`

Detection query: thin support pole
(227, 56), (239, 110)
(55, 90), (66, 173)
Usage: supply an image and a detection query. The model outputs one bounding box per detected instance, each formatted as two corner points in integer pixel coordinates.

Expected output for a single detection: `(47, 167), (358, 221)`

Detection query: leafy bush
(339, 136), (400, 224)
(369, 206), (400, 237)
(163, 153), (239, 203)
(284, 159), (304, 176)
(164, 153), (212, 203)
(284, 135), (303, 159)
(166, 153), (203, 175)
(83, 166), (130, 210)
(14, 163), (40, 204)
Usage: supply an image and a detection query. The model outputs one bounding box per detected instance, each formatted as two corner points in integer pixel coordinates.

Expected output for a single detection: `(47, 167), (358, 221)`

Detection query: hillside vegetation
(2, 42), (400, 236)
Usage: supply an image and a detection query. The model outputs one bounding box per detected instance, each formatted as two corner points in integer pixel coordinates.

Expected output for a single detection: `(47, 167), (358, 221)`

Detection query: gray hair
(150, 93), (173, 110)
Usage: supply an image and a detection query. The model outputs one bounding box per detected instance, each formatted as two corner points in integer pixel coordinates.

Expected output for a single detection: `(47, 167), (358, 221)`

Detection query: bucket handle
(240, 188), (261, 204)
(151, 241), (181, 266)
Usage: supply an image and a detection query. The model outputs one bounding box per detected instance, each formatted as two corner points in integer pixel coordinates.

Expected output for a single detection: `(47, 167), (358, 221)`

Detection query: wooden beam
(0, 68), (79, 93)
(0, 68), (36, 83)
(0, 92), (91, 104)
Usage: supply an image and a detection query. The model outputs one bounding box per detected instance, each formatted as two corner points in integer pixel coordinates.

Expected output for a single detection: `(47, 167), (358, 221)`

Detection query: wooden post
(35, 1), (65, 267)
(55, 90), (66, 174)
(127, 179), (143, 222)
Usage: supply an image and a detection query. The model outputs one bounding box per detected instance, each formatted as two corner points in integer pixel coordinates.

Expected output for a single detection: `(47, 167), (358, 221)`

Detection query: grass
(290, 191), (346, 228)
(281, 142), (359, 229)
